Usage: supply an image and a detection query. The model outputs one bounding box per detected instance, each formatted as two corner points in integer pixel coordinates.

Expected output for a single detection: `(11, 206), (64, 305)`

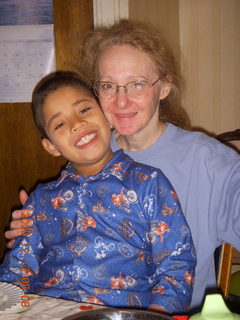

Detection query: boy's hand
(5, 190), (32, 248)
(148, 305), (168, 314)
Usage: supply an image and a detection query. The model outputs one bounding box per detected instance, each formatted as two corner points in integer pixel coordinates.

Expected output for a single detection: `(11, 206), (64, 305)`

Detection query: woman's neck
(115, 121), (167, 151)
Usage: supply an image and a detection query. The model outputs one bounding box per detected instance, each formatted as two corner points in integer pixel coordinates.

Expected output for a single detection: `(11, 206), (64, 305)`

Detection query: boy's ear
(42, 138), (61, 157)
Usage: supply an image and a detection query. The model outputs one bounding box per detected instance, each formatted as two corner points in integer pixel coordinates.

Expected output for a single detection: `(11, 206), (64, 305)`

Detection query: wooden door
(0, 0), (93, 261)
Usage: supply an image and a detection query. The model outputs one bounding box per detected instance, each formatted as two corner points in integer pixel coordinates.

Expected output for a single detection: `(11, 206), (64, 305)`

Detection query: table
(0, 294), (104, 319)
(0, 293), (190, 320)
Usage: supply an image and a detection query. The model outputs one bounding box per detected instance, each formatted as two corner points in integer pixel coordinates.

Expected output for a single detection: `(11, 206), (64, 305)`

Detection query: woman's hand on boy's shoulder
(5, 189), (32, 248)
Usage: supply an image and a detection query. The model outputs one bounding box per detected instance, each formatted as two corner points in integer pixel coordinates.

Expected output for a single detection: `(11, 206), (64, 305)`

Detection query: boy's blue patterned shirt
(0, 150), (196, 313)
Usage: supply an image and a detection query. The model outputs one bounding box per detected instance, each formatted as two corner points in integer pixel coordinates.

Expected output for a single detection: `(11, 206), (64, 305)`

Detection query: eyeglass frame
(93, 77), (161, 98)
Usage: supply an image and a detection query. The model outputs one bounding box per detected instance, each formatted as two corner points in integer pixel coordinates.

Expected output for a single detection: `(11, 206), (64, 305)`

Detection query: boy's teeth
(76, 133), (96, 146)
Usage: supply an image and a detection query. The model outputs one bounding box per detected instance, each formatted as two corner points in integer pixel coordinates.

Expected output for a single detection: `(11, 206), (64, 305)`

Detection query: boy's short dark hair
(32, 71), (96, 139)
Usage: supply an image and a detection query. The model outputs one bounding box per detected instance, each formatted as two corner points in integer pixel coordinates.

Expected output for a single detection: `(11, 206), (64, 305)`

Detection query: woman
(6, 20), (240, 312)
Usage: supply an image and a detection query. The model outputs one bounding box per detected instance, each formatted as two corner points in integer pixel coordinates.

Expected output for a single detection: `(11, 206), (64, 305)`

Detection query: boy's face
(41, 86), (113, 177)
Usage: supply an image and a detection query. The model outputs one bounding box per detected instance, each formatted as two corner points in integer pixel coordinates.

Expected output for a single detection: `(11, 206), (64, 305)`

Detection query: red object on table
(79, 305), (94, 310)
(172, 316), (190, 320)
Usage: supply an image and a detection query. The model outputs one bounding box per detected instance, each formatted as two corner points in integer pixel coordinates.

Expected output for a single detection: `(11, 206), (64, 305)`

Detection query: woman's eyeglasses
(94, 77), (160, 99)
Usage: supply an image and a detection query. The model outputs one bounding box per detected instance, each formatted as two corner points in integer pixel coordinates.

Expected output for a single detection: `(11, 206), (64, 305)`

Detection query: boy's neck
(71, 148), (114, 178)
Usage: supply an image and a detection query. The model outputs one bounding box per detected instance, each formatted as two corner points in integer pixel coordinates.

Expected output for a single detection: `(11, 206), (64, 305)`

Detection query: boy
(0, 71), (196, 313)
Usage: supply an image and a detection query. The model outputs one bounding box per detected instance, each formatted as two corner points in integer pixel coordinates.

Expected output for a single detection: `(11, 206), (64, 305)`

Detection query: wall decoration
(0, 0), (55, 102)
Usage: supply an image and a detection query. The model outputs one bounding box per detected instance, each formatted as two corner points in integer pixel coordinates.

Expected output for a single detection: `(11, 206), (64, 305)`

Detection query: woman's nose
(70, 119), (87, 133)
(115, 88), (128, 109)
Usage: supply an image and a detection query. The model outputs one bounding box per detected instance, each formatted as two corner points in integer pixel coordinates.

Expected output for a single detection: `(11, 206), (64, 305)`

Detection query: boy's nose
(70, 119), (87, 133)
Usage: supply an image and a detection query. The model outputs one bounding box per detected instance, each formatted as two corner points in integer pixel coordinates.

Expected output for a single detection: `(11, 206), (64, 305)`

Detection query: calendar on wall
(0, 24), (55, 102)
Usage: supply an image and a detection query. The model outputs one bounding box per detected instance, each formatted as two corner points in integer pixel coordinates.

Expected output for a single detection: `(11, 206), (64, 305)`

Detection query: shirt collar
(55, 150), (133, 187)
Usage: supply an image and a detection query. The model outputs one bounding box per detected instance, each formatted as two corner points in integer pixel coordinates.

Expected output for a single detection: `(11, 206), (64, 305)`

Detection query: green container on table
(189, 294), (240, 320)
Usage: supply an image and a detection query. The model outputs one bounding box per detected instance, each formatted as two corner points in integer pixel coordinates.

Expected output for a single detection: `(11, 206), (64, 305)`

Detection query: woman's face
(97, 45), (170, 136)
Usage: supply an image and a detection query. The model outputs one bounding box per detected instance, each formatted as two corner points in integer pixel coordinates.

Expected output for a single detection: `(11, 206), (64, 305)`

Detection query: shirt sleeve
(147, 171), (196, 313)
(0, 190), (45, 293)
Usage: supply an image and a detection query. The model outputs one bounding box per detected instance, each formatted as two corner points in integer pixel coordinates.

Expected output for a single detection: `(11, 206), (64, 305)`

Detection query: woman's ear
(159, 84), (172, 100)
(42, 138), (61, 157)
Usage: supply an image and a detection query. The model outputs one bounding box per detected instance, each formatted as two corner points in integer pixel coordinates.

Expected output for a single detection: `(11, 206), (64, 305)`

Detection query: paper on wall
(0, 24), (55, 102)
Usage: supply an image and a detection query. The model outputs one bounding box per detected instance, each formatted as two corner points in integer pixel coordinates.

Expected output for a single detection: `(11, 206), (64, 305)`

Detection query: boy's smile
(41, 86), (113, 177)
(74, 131), (97, 148)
